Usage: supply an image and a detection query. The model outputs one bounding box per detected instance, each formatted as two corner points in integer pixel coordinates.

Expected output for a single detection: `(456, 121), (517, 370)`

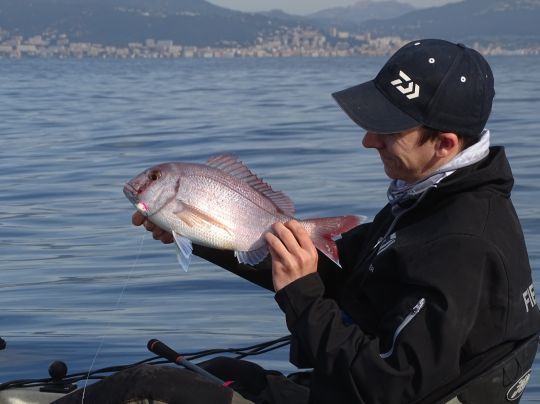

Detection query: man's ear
(436, 132), (460, 158)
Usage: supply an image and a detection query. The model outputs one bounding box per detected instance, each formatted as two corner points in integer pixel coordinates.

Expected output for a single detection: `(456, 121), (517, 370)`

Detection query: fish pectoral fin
(172, 231), (193, 272)
(174, 204), (233, 236)
(235, 244), (269, 266)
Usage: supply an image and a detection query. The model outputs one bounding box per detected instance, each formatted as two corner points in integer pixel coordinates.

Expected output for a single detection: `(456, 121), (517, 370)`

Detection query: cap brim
(332, 81), (421, 134)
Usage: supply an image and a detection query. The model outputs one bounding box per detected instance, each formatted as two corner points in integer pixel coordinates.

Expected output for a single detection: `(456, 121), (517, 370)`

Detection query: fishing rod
(147, 339), (225, 385)
(0, 335), (291, 392)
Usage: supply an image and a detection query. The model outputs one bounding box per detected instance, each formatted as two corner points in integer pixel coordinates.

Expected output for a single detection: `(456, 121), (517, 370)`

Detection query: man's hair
(418, 126), (481, 151)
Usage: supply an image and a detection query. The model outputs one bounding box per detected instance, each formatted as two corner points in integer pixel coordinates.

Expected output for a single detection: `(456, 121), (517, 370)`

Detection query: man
(133, 39), (540, 403)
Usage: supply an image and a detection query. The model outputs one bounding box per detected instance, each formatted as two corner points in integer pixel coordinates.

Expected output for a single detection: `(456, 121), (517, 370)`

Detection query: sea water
(0, 56), (539, 400)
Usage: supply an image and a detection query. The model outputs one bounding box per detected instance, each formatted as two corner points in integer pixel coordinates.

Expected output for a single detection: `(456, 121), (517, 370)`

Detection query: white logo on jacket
(523, 284), (537, 313)
(377, 233), (396, 255)
(391, 71), (420, 99)
(507, 369), (531, 401)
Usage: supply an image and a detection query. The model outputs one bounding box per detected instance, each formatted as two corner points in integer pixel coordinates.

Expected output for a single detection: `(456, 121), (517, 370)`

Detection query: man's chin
(383, 166), (398, 181)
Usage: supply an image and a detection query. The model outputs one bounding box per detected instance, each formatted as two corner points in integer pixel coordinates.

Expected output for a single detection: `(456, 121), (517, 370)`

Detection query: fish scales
(175, 167), (286, 251)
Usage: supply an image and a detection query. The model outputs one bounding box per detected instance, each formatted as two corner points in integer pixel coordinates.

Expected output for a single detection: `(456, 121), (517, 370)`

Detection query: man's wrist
(275, 272), (325, 320)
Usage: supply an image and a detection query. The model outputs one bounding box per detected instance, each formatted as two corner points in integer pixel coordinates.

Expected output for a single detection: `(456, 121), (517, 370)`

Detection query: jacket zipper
(380, 298), (426, 359)
(361, 189), (432, 275)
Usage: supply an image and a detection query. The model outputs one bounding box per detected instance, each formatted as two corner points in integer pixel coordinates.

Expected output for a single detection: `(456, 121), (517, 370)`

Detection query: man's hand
(132, 211), (174, 244)
(264, 220), (318, 293)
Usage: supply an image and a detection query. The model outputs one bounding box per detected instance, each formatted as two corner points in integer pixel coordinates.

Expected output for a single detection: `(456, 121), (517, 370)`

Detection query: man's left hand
(264, 220), (318, 292)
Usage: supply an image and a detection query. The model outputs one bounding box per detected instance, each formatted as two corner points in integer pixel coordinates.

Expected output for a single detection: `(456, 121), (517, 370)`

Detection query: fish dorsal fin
(206, 154), (295, 215)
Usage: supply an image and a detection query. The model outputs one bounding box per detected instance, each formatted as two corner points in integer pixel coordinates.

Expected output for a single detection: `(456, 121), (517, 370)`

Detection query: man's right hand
(132, 211), (174, 244)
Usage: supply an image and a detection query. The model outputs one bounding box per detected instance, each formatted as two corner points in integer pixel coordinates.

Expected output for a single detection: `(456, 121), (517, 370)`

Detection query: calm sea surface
(1, 56), (539, 400)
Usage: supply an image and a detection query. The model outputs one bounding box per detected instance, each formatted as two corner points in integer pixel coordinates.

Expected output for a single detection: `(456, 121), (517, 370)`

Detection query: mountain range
(0, 0), (304, 46)
(0, 0), (539, 47)
(359, 0), (540, 46)
(305, 0), (416, 30)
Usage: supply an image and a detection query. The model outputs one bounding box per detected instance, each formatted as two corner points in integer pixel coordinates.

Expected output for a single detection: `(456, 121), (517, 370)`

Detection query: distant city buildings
(0, 27), (538, 59)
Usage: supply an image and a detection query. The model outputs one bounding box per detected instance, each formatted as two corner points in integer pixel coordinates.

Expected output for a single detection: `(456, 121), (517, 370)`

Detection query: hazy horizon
(206, 0), (463, 15)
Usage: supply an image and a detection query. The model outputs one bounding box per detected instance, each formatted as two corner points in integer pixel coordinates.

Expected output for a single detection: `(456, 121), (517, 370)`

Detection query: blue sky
(206, 0), (462, 15)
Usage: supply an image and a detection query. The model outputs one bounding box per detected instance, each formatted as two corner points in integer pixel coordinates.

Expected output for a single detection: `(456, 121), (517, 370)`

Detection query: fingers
(267, 220), (316, 257)
(157, 232), (174, 244)
(285, 220), (317, 254)
(132, 211), (145, 226)
(265, 231), (291, 265)
(267, 222), (299, 257)
(131, 211), (174, 244)
(265, 220), (318, 292)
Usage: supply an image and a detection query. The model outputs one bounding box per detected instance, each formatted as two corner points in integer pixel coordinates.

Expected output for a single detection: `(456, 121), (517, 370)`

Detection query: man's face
(362, 127), (440, 183)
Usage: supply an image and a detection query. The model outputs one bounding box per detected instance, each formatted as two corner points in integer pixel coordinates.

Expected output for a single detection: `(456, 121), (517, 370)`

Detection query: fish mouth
(123, 183), (139, 205)
(124, 183), (152, 216)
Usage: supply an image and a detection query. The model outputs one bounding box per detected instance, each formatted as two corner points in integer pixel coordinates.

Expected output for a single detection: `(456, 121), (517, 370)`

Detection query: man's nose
(362, 132), (384, 149)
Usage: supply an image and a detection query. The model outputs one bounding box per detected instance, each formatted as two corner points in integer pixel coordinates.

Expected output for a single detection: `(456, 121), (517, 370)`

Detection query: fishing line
(81, 232), (146, 403)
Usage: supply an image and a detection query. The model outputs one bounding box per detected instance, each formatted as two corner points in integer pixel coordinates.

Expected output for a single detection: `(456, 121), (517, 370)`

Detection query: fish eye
(148, 170), (161, 181)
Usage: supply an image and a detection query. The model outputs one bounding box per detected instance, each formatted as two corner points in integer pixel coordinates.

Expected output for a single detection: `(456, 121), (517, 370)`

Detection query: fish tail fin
(304, 215), (364, 266)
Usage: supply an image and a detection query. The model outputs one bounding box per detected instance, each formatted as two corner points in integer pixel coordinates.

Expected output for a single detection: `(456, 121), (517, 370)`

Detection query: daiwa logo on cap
(391, 71), (420, 100)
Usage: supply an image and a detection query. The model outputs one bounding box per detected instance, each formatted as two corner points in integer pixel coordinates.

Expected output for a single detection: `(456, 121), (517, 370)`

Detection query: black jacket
(195, 147), (540, 403)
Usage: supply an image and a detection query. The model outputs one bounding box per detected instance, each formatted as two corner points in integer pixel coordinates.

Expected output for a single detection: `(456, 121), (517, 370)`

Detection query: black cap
(332, 39), (495, 137)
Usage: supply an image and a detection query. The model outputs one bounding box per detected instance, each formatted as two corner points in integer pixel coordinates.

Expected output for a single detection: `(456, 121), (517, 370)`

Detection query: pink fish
(124, 155), (362, 271)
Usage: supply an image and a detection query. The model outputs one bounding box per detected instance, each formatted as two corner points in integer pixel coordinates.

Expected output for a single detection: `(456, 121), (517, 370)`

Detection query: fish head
(123, 163), (179, 217)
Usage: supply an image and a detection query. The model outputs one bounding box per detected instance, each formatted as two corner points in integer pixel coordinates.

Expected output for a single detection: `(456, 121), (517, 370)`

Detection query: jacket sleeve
(274, 234), (507, 403)
(193, 244), (342, 293)
(193, 244), (275, 291)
